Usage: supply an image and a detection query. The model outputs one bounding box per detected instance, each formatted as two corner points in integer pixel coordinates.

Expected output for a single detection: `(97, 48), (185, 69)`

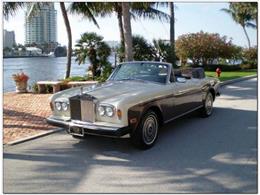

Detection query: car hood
(53, 80), (163, 102)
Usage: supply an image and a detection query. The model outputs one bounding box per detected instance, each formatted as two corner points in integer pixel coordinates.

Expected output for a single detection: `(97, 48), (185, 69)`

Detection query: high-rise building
(25, 3), (57, 45)
(3, 30), (16, 48)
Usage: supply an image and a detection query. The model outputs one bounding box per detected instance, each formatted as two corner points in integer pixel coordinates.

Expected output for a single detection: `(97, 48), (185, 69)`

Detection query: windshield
(109, 62), (169, 84)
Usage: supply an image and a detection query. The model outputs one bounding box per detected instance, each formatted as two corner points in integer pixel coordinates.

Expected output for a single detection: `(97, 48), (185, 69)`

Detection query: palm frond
(69, 2), (100, 28)
(130, 2), (170, 22)
(3, 2), (25, 20)
(245, 22), (257, 28)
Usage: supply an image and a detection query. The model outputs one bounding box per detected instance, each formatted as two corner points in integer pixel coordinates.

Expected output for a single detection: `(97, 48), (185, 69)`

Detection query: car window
(110, 63), (169, 84)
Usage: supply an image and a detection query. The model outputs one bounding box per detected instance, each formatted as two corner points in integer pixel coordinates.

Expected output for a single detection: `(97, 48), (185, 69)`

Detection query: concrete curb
(220, 75), (257, 87)
(4, 128), (64, 146)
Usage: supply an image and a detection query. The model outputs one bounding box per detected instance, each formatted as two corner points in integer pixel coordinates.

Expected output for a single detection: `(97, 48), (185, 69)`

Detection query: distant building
(3, 30), (16, 48)
(25, 3), (57, 45)
(25, 47), (42, 56)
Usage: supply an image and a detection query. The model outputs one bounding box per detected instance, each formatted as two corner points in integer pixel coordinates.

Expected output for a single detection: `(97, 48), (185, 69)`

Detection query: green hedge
(203, 64), (241, 71)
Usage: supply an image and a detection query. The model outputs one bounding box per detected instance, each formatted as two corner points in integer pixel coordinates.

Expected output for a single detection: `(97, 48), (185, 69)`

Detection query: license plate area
(69, 126), (84, 137)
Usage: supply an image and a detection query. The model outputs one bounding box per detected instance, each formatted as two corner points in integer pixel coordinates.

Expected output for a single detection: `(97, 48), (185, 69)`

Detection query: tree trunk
(169, 2), (176, 67)
(117, 10), (125, 48)
(242, 26), (251, 48)
(122, 2), (133, 61)
(60, 2), (72, 79)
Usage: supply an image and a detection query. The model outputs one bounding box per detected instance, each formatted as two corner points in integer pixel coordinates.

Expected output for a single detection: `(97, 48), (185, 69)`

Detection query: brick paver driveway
(3, 93), (54, 143)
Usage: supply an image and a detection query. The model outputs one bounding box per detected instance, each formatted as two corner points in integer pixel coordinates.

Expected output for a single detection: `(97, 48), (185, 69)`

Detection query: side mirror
(176, 77), (186, 83)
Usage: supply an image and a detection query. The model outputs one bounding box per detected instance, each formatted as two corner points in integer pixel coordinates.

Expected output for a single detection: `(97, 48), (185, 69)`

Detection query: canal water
(3, 56), (115, 92)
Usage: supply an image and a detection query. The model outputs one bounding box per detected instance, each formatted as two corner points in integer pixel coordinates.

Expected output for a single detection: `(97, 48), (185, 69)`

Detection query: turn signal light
(50, 102), (54, 111)
(117, 109), (122, 119)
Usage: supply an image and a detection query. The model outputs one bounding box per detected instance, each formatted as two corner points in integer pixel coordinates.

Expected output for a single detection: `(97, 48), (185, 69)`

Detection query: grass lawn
(205, 70), (257, 81)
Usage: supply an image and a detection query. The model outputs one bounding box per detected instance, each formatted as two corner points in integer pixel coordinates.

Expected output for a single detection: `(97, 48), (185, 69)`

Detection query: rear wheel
(130, 110), (159, 150)
(200, 92), (213, 117)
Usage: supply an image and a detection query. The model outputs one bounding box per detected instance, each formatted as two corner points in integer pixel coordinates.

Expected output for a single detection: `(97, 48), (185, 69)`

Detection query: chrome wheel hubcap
(206, 94), (213, 115)
(143, 115), (158, 145)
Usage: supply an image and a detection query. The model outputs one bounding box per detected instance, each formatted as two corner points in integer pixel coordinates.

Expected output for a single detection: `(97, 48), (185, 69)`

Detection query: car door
(172, 79), (194, 115)
(162, 71), (191, 122)
(184, 77), (203, 108)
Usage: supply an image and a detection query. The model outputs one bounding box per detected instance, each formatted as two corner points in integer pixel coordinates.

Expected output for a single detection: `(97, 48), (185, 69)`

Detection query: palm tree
(4, 2), (74, 79)
(74, 32), (111, 78)
(169, 2), (176, 66)
(69, 2), (169, 58)
(58, 3), (72, 79)
(222, 2), (257, 48)
(122, 2), (133, 61)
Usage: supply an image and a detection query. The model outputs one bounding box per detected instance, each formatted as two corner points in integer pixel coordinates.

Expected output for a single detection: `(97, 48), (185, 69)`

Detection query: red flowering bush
(12, 72), (29, 82)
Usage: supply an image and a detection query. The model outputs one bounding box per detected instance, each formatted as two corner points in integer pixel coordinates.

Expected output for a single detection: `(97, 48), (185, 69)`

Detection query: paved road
(4, 78), (257, 193)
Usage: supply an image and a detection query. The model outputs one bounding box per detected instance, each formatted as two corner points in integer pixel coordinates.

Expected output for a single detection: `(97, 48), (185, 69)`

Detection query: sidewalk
(3, 92), (55, 144)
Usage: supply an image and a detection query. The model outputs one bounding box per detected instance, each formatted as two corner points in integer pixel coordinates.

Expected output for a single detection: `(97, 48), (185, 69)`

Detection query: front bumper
(46, 116), (131, 137)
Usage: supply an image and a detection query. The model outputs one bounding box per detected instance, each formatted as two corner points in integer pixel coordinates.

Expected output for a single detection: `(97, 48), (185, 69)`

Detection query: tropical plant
(175, 31), (239, 66)
(132, 35), (154, 61)
(74, 32), (111, 78)
(221, 2), (257, 48)
(153, 39), (175, 63)
(12, 72), (29, 82)
(69, 2), (170, 61)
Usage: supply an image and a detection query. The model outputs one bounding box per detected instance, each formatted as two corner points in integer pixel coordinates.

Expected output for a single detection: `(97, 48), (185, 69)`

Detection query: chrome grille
(69, 95), (96, 122)
(80, 99), (95, 122)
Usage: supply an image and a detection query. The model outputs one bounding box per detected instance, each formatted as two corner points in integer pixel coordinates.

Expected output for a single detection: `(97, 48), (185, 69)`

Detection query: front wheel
(200, 92), (214, 117)
(130, 110), (159, 150)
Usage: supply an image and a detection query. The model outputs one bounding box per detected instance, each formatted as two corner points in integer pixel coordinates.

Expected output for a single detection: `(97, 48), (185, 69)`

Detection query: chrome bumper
(46, 117), (130, 137)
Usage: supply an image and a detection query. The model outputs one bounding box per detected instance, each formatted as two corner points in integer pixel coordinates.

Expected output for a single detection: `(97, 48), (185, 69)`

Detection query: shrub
(32, 83), (39, 93)
(204, 64), (241, 71)
(96, 62), (113, 83)
(239, 63), (254, 70)
(63, 76), (88, 82)
(45, 84), (53, 93)
(242, 47), (257, 68)
(176, 31), (240, 66)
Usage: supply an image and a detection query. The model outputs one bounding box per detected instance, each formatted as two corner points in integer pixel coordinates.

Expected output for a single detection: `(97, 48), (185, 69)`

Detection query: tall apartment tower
(25, 3), (57, 44)
(3, 30), (16, 48)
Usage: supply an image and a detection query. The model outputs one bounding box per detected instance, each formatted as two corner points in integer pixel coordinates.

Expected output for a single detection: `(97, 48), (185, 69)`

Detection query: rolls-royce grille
(69, 95), (95, 123)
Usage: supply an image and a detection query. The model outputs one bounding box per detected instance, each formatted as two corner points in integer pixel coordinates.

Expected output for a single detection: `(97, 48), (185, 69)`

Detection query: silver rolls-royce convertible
(47, 61), (220, 149)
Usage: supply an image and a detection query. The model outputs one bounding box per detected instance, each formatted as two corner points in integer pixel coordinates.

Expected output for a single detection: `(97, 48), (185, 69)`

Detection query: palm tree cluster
(3, 2), (174, 79)
(4, 2), (256, 80)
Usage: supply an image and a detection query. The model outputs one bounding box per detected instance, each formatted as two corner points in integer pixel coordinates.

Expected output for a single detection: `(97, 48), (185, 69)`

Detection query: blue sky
(3, 2), (257, 48)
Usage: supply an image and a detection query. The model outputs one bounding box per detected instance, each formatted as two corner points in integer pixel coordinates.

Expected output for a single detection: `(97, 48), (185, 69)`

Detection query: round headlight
(55, 102), (62, 111)
(61, 102), (68, 111)
(98, 106), (105, 116)
(105, 107), (114, 117)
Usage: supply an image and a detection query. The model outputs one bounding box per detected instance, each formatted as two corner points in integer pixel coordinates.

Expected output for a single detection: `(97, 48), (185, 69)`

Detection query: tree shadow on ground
(3, 108), (53, 131)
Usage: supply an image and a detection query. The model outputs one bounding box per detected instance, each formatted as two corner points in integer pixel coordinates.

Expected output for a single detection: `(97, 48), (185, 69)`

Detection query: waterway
(3, 56), (115, 92)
